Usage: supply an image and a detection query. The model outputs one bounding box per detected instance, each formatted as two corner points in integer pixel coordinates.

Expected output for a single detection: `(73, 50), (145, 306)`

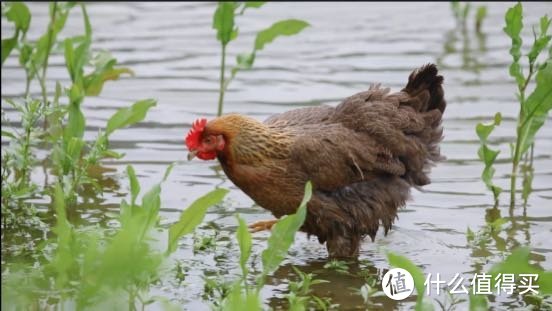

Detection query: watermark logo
(382, 268), (414, 300)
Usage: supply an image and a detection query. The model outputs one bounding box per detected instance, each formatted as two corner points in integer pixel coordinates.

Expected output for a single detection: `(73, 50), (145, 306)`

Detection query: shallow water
(2, 2), (552, 310)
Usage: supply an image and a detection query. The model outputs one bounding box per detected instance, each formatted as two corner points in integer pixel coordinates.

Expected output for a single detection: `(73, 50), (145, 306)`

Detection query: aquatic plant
(475, 112), (502, 205)
(477, 3), (551, 210)
(212, 2), (309, 116)
(450, 2), (487, 33)
(1, 164), (228, 310)
(387, 252), (433, 311)
(220, 182), (312, 310)
(503, 4), (551, 209)
(1, 2), (157, 227)
(323, 259), (350, 275)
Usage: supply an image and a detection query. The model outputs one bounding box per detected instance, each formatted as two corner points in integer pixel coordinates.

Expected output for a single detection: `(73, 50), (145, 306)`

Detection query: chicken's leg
(248, 219), (278, 233)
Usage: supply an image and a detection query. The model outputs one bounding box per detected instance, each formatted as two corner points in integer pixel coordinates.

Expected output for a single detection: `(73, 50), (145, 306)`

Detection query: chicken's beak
(187, 150), (198, 161)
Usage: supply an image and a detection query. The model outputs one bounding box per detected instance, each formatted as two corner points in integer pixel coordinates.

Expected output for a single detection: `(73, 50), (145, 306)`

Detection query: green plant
(212, 2), (309, 116)
(466, 217), (508, 247)
(476, 4), (551, 209)
(1, 2), (157, 216)
(286, 266), (330, 311)
(1, 164), (229, 310)
(221, 181), (312, 310)
(323, 259), (350, 274)
(387, 252), (434, 311)
(450, 2), (487, 33)
(488, 247), (552, 294)
(502, 4), (551, 209)
(475, 112), (502, 205)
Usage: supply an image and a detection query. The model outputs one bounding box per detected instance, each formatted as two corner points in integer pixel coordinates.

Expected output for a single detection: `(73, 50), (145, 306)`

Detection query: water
(2, 2), (552, 310)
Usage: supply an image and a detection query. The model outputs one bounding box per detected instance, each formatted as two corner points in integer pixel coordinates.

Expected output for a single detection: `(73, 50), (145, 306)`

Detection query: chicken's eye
(204, 137), (213, 144)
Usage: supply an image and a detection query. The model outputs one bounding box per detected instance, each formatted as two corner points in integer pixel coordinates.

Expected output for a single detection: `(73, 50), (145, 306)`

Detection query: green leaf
(519, 60), (552, 156)
(126, 165), (140, 207)
(488, 247), (552, 294)
(213, 2), (237, 45)
(66, 97), (85, 140)
(230, 52), (256, 81)
(162, 162), (176, 182)
(83, 51), (134, 96)
(476, 113), (503, 201)
(1, 2), (30, 65)
(236, 52), (256, 70)
(81, 4), (92, 41)
(140, 183), (162, 236)
(66, 137), (85, 165)
(469, 292), (488, 311)
(64, 37), (90, 85)
(106, 99), (157, 135)
(476, 112), (502, 142)
(6, 2), (31, 33)
(236, 215), (252, 279)
(244, 2), (266, 9)
(504, 3), (523, 60)
(261, 182), (311, 277)
(387, 252), (433, 311)
(223, 283), (262, 311)
(504, 3), (524, 87)
(1, 37), (18, 66)
(1, 130), (16, 139)
(51, 183), (74, 290)
(528, 15), (551, 64)
(255, 19), (310, 51)
(167, 188), (228, 254)
(84, 67), (134, 96)
(30, 4), (71, 77)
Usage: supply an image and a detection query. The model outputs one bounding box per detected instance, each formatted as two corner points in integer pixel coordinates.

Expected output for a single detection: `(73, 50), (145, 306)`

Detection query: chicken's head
(185, 118), (225, 161)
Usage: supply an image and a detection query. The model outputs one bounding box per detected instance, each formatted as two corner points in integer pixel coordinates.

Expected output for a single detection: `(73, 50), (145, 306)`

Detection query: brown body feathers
(203, 64), (446, 257)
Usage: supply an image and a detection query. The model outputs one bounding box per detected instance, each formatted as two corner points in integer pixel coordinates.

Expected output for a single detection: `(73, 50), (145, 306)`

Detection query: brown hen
(186, 64), (446, 258)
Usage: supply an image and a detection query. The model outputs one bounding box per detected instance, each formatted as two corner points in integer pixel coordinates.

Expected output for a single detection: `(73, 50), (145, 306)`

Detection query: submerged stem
(217, 44), (227, 117)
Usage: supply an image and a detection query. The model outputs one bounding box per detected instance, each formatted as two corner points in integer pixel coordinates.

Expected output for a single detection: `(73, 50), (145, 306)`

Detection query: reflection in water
(437, 22), (487, 74)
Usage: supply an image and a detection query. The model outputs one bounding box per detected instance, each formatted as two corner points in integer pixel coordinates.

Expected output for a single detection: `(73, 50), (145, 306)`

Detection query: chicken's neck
(219, 124), (292, 166)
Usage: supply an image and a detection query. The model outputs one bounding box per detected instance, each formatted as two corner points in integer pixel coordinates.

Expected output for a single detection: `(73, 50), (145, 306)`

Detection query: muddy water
(2, 2), (551, 310)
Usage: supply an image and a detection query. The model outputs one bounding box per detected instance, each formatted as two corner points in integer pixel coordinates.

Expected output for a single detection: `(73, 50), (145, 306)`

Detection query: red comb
(185, 118), (207, 150)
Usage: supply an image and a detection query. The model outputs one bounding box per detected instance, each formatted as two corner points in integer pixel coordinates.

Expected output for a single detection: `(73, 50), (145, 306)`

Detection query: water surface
(2, 2), (551, 310)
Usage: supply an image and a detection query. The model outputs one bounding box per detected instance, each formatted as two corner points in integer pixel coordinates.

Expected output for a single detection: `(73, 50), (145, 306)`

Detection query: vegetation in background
(1, 2), (156, 229)
(450, 2), (487, 33)
(212, 1), (309, 116)
(439, 2), (488, 74)
(476, 3), (551, 210)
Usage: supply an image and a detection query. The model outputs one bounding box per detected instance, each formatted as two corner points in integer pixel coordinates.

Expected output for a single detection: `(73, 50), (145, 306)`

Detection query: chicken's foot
(248, 219), (278, 233)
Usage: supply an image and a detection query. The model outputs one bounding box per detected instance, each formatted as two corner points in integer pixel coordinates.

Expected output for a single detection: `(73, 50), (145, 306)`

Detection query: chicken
(185, 64), (446, 258)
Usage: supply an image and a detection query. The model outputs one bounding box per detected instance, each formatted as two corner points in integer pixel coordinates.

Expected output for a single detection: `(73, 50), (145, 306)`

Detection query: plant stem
(509, 59), (536, 212)
(217, 44), (227, 117)
(509, 157), (519, 214)
(41, 2), (57, 106)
